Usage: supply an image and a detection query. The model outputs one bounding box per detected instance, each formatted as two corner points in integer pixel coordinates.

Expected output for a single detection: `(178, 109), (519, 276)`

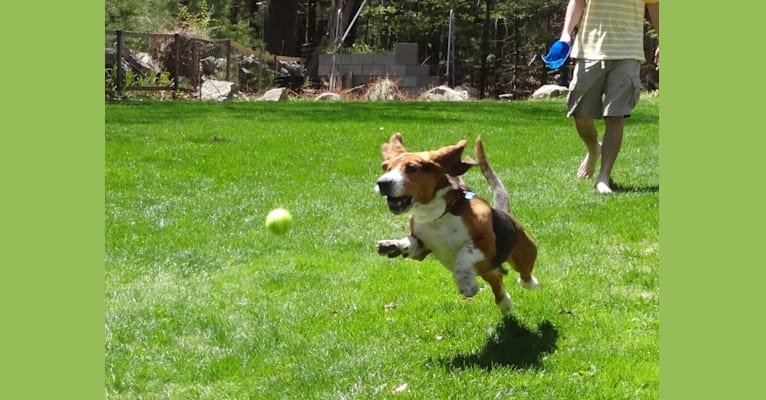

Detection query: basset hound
(375, 133), (538, 313)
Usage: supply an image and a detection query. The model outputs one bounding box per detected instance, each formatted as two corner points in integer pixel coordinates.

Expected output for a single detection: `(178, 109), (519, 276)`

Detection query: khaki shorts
(566, 59), (641, 119)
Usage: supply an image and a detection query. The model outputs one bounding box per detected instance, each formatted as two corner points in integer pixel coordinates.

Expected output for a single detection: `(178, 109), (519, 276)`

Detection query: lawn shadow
(434, 316), (558, 372)
(613, 183), (660, 193)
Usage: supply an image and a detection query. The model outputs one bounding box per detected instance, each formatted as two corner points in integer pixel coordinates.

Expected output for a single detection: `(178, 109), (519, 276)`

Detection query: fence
(105, 30), (302, 97)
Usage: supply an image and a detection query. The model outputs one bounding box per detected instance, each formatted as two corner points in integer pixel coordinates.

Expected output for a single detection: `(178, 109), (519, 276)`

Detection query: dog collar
(442, 186), (475, 217)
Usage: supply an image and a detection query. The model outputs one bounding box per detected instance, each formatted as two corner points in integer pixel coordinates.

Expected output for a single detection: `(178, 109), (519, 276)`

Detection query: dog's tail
(475, 137), (510, 212)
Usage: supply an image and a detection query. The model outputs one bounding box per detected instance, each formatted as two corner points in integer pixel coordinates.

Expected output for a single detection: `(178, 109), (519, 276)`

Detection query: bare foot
(595, 181), (614, 194)
(577, 144), (601, 179)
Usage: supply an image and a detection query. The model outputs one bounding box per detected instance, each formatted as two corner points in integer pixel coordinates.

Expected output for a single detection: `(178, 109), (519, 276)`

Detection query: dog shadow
(434, 316), (558, 372)
(613, 183), (659, 193)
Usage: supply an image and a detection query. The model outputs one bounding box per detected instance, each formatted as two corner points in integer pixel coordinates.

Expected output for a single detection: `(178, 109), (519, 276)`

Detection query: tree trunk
(307, 0), (318, 45)
(245, 0), (261, 39)
(264, 0), (299, 56)
(328, 0), (364, 48)
(479, 0), (492, 99)
(341, 0), (363, 47)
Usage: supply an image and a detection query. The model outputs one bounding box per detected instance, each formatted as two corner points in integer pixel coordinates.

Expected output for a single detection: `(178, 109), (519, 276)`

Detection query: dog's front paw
(377, 239), (408, 258)
(454, 268), (479, 298)
(459, 280), (480, 298)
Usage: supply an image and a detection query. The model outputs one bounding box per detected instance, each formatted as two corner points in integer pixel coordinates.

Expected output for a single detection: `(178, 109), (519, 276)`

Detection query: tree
(264, 0), (299, 56)
(106, 1), (657, 97)
(105, 0), (175, 32)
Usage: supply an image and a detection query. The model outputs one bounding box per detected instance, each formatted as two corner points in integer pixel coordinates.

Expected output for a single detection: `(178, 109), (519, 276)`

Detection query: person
(558, 0), (659, 194)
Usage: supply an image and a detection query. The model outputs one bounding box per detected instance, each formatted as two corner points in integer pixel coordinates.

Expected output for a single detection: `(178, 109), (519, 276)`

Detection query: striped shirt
(571, 0), (658, 62)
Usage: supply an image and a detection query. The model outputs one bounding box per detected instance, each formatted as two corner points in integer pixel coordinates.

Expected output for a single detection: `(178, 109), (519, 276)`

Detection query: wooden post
(116, 30), (124, 94)
(173, 33), (180, 92)
(225, 40), (231, 81)
(191, 40), (200, 88)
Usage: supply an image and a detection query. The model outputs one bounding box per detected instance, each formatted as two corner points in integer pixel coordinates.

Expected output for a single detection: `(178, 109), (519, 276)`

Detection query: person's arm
(646, 2), (660, 68)
(559, 0), (587, 43)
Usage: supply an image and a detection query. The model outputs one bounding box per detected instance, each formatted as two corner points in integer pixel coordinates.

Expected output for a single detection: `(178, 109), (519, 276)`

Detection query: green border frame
(4, 1), (759, 398)
(660, 2), (761, 399)
(1, 2), (104, 398)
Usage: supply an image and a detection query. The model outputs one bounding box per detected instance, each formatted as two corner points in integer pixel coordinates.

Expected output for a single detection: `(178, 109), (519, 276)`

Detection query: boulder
(259, 87), (289, 101)
(455, 85), (479, 99)
(420, 85), (468, 101)
(201, 56), (225, 76)
(315, 92), (342, 101)
(200, 79), (237, 101)
(531, 84), (569, 99)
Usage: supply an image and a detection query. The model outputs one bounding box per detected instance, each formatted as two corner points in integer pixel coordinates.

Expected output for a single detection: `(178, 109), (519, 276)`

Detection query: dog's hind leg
(508, 234), (539, 290)
(480, 269), (513, 313)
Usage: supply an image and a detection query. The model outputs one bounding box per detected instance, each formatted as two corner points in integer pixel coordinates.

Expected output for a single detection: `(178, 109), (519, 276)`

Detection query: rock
(200, 79), (238, 101)
(258, 87), (289, 101)
(105, 48), (117, 68)
(105, 47), (158, 77)
(531, 84), (569, 99)
(455, 85), (479, 99)
(420, 85), (468, 101)
(315, 92), (342, 101)
(201, 56), (225, 76)
(238, 55), (270, 92)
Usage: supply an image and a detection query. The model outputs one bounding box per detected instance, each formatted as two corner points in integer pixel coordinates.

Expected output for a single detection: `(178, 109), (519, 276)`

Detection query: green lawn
(105, 97), (659, 399)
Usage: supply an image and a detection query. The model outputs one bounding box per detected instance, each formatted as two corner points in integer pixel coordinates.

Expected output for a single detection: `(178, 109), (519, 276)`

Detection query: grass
(105, 97), (659, 399)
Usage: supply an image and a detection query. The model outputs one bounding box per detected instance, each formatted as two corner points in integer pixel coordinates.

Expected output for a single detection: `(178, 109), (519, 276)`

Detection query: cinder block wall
(318, 43), (439, 92)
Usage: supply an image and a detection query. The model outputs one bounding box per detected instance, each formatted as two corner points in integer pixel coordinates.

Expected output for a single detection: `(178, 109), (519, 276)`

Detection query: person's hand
(654, 47), (659, 70)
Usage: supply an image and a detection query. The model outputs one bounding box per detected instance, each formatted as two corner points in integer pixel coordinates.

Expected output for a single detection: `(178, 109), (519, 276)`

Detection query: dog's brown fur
(375, 133), (538, 312)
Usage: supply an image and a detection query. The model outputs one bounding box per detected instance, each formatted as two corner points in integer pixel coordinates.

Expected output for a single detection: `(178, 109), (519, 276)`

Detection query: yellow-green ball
(265, 208), (292, 235)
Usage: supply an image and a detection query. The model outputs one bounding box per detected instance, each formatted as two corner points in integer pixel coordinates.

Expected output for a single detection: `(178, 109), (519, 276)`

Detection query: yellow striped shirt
(572, 0), (658, 62)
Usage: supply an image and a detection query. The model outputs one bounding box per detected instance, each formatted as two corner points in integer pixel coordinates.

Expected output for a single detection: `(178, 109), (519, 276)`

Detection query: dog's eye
(404, 164), (418, 173)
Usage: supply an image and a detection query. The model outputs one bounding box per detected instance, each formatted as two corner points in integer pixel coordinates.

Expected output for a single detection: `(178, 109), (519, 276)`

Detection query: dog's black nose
(376, 179), (392, 195)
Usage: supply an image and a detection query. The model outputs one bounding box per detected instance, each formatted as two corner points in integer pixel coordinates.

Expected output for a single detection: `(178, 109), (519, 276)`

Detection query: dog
(374, 133), (538, 313)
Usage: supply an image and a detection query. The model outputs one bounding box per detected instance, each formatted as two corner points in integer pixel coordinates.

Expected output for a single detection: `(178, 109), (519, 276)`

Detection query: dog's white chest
(413, 214), (471, 271)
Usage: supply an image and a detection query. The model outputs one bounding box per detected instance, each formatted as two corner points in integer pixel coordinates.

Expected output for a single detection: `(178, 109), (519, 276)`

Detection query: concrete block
(373, 53), (395, 65)
(418, 76), (441, 88)
(334, 53), (351, 64)
(398, 76), (418, 88)
(352, 74), (372, 87)
(351, 53), (373, 65)
(395, 42), (418, 55)
(386, 64), (407, 76)
(406, 65), (430, 77)
(362, 64), (386, 76)
(395, 43), (419, 65)
(395, 53), (418, 66)
(348, 64), (363, 75)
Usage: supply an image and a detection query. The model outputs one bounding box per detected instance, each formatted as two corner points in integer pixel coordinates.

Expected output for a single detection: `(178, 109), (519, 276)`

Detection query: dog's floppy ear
(381, 133), (406, 169)
(432, 139), (477, 176)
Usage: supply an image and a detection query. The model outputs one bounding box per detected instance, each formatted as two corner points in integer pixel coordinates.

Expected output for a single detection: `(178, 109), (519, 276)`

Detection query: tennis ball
(265, 208), (292, 235)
